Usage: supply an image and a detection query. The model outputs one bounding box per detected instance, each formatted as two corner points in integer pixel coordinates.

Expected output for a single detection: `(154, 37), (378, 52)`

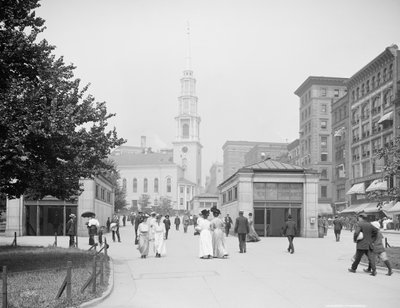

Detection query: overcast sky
(37, 0), (400, 183)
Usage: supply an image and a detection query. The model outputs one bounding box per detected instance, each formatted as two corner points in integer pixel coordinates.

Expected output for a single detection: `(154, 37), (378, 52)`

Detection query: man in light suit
(234, 210), (249, 253)
(348, 212), (378, 276)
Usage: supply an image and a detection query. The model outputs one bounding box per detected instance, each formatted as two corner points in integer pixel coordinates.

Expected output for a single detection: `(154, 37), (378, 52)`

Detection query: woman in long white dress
(246, 213), (260, 242)
(195, 209), (213, 259)
(154, 214), (166, 257)
(210, 207), (228, 258)
(138, 215), (150, 258)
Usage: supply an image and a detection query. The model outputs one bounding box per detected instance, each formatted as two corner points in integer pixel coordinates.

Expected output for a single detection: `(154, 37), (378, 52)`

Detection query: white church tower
(173, 24), (202, 191)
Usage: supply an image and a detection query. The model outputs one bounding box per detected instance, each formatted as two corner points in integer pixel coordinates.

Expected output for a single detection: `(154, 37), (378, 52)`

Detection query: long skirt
(199, 229), (213, 258)
(138, 233), (149, 256)
(154, 232), (166, 256)
(212, 228), (228, 258)
(246, 226), (260, 242)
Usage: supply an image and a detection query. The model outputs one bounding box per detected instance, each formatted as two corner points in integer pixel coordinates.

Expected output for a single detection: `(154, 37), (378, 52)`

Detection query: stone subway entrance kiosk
(218, 159), (319, 238)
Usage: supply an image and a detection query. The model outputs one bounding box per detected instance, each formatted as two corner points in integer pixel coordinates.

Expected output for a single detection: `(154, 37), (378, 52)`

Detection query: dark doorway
(254, 207), (301, 237)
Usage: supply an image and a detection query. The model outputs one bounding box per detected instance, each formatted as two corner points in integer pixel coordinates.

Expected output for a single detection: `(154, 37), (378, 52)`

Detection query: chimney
(141, 136), (146, 149)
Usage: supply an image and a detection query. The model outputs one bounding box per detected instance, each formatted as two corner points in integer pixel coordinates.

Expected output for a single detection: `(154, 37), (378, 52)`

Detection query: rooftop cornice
(347, 45), (398, 89)
(294, 76), (349, 96)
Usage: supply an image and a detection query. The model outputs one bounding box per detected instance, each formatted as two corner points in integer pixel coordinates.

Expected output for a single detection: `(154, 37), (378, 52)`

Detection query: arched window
(166, 178), (171, 193)
(182, 123), (189, 138)
(154, 178), (159, 193)
(143, 178), (148, 193)
(133, 178), (137, 193)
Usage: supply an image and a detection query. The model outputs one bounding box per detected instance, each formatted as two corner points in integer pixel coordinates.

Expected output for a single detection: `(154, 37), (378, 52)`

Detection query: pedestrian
(283, 214), (297, 254)
(195, 209), (213, 259)
(183, 214), (190, 233)
(224, 214), (233, 237)
(148, 212), (157, 254)
(88, 214), (100, 246)
(348, 213), (378, 275)
(363, 221), (393, 276)
(138, 215), (150, 258)
(318, 215), (324, 238)
(163, 214), (171, 239)
(122, 215), (126, 227)
(323, 217), (328, 236)
(246, 213), (260, 242)
(111, 214), (121, 242)
(154, 214), (166, 257)
(333, 215), (343, 242)
(106, 217), (111, 233)
(134, 211), (143, 244)
(234, 210), (249, 253)
(66, 213), (76, 248)
(174, 215), (181, 231)
(130, 212), (135, 226)
(210, 206), (228, 258)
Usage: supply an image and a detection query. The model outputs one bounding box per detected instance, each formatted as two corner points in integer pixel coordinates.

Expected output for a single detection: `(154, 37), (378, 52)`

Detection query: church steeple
(175, 23), (200, 141)
(173, 24), (202, 189)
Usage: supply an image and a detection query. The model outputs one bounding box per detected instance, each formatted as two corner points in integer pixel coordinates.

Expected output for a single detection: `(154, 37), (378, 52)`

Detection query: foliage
(154, 196), (172, 216)
(101, 159), (126, 212)
(374, 136), (400, 200)
(0, 246), (109, 308)
(0, 0), (125, 200)
(138, 194), (151, 210)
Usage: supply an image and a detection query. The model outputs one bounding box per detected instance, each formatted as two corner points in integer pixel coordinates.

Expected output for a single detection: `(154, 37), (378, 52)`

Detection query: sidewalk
(2, 227), (400, 308)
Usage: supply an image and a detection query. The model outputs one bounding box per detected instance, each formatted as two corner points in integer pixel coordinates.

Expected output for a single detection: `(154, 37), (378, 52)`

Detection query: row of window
(95, 184), (112, 204)
(332, 105), (348, 123)
(351, 89), (393, 123)
(122, 178), (172, 194)
(352, 121), (393, 143)
(351, 64), (393, 102)
(222, 185), (238, 204)
(253, 183), (303, 201)
(301, 88), (342, 106)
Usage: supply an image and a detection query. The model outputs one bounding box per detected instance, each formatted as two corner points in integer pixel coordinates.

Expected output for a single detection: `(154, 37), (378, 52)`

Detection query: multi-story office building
(294, 76), (348, 215)
(331, 94), (350, 213)
(244, 143), (288, 165)
(222, 141), (288, 180)
(345, 45), (400, 211)
(287, 139), (301, 166)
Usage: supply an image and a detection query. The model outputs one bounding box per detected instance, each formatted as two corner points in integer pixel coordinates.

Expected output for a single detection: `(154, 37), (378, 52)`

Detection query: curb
(79, 257), (115, 308)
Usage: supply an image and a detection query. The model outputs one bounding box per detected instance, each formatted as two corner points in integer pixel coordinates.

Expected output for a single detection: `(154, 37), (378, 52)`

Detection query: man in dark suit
(348, 212), (378, 276)
(283, 214), (297, 254)
(333, 215), (343, 242)
(234, 210), (249, 253)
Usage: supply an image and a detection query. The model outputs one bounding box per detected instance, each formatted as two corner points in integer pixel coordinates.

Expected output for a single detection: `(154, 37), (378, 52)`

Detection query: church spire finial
(185, 21), (192, 70)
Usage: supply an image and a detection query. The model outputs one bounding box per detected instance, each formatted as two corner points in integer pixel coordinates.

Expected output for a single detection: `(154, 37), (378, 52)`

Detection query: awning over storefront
(346, 182), (365, 195)
(388, 202), (400, 214)
(318, 204), (333, 215)
(378, 111), (394, 124)
(362, 203), (381, 213)
(340, 203), (369, 214)
(365, 179), (387, 192)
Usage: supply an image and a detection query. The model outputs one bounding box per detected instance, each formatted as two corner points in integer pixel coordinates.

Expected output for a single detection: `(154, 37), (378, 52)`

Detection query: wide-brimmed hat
(210, 206), (220, 215)
(69, 213), (76, 218)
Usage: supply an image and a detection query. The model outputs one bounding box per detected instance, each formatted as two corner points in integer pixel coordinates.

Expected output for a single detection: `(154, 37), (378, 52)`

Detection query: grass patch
(0, 245), (110, 308)
(361, 247), (400, 270)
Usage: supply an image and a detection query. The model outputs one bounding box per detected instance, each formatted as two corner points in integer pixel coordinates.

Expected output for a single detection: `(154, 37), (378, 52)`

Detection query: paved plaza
(2, 227), (400, 308)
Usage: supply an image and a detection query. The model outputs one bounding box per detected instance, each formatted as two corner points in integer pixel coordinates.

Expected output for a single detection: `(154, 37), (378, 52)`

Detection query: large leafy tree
(375, 136), (400, 200)
(0, 0), (125, 200)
